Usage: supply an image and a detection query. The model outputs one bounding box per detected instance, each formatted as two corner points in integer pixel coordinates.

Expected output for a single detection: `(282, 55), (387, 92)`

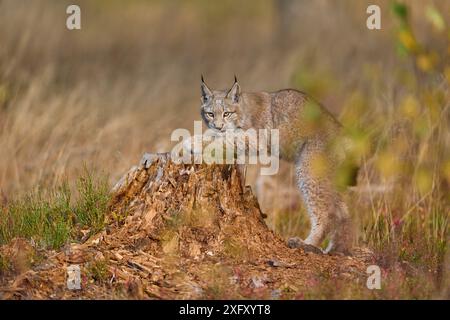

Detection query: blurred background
(0, 0), (449, 297)
(1, 0), (440, 191)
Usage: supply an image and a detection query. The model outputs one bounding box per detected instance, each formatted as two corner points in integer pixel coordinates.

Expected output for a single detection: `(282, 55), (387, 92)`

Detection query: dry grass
(0, 0), (449, 299)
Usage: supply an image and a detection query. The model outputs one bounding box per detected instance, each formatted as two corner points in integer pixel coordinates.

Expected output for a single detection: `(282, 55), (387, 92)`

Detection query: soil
(0, 153), (374, 299)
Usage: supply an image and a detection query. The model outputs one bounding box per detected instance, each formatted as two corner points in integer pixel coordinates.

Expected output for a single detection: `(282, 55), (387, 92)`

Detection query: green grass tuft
(73, 168), (110, 233)
(0, 182), (72, 249)
(0, 169), (110, 249)
(0, 252), (10, 274)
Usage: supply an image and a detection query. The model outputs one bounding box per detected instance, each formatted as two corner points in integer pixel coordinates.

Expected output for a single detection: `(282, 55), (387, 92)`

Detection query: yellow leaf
(399, 29), (418, 52)
(416, 53), (437, 72)
(400, 95), (420, 119)
(425, 6), (446, 32)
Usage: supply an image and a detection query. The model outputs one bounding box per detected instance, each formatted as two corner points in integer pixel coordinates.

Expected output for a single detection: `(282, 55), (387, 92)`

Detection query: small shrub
(87, 259), (109, 283)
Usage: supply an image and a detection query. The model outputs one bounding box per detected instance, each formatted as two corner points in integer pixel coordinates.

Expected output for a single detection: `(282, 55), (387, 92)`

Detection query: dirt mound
(0, 153), (373, 299)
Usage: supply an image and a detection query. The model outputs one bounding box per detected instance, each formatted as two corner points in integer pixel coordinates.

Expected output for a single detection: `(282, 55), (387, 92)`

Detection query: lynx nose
(214, 121), (224, 130)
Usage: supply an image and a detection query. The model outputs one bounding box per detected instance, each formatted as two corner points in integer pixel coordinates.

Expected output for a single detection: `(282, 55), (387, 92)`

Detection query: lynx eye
(223, 111), (234, 117)
(206, 112), (214, 118)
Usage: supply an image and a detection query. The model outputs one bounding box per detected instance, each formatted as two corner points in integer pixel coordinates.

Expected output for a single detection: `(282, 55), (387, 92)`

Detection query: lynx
(199, 76), (354, 255)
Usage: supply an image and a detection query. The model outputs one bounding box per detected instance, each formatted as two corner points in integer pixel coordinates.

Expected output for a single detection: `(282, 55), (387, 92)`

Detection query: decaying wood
(0, 153), (373, 299)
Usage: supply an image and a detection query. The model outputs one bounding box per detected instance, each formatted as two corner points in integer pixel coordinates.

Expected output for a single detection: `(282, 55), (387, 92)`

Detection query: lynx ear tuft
(227, 76), (240, 103)
(200, 75), (212, 103)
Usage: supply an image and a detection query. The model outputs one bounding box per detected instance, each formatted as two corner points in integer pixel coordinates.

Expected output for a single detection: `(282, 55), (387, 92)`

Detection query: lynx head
(200, 75), (243, 132)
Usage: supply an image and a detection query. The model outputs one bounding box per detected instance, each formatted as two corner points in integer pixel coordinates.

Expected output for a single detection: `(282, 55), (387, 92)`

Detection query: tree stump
(107, 152), (279, 259)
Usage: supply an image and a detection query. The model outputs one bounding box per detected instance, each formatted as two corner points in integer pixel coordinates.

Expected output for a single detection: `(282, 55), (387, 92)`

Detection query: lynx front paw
(287, 237), (323, 254)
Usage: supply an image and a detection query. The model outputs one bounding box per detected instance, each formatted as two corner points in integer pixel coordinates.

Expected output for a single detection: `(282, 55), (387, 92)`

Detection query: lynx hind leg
(291, 141), (353, 255)
(296, 174), (335, 249)
(287, 237), (324, 254)
(325, 201), (353, 255)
